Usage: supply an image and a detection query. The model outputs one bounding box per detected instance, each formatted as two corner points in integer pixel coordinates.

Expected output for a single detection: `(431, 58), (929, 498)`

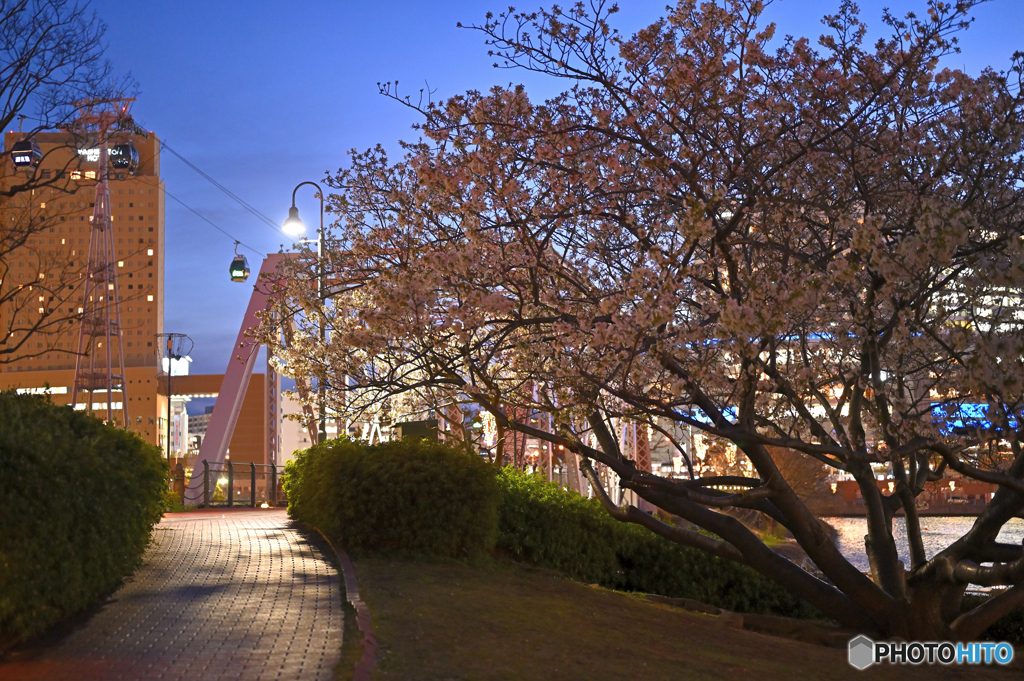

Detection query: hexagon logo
(848, 635), (875, 670)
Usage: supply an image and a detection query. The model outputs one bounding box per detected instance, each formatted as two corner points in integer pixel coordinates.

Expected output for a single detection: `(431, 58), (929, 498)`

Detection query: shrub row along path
(0, 509), (343, 681)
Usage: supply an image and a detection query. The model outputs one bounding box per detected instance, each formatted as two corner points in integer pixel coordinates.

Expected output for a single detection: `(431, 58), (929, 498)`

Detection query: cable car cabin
(229, 255), (250, 282)
(109, 143), (139, 173)
(11, 139), (42, 169)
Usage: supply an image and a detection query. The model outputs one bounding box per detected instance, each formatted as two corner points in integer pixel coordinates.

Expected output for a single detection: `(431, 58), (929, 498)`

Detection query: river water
(824, 516), (1024, 573)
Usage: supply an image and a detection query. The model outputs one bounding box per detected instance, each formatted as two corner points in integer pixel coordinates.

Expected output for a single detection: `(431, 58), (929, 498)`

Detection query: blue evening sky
(85, 0), (1023, 375)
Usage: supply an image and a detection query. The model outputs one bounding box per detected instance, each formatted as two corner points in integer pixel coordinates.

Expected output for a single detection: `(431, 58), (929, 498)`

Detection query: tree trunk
(494, 422), (506, 469)
(888, 584), (961, 640)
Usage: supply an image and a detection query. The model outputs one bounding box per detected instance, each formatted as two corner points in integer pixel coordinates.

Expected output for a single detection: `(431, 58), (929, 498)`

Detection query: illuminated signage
(16, 386), (69, 395)
(77, 148), (100, 162)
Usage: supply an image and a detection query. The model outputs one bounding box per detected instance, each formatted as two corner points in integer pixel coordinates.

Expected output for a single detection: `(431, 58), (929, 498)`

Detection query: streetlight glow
(282, 206), (305, 236)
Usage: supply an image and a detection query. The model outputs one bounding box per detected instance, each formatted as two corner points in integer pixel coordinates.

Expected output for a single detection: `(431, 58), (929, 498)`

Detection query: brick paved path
(0, 509), (343, 681)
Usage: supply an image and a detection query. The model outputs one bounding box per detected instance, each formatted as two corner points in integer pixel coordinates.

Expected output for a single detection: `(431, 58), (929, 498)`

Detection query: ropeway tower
(69, 97), (147, 425)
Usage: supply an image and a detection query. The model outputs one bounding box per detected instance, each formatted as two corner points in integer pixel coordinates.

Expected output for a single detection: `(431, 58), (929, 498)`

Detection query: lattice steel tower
(70, 97), (147, 425)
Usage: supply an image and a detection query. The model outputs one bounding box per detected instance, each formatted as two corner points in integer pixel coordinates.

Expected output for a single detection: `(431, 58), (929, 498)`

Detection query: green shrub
(284, 438), (500, 559)
(981, 605), (1024, 645)
(164, 489), (186, 514)
(961, 594), (1023, 644)
(285, 445), (820, 617)
(496, 467), (819, 618)
(497, 464), (622, 583)
(0, 392), (166, 641)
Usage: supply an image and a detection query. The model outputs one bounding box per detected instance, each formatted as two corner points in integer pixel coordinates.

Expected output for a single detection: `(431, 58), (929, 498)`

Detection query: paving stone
(0, 510), (342, 681)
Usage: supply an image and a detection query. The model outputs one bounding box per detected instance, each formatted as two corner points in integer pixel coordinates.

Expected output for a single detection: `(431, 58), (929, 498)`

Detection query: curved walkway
(0, 509), (343, 681)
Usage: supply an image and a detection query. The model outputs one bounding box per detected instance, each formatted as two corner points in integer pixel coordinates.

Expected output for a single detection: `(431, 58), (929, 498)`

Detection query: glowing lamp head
(282, 205), (305, 237)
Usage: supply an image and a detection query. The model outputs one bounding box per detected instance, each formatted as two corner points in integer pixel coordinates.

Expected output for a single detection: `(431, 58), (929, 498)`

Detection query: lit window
(71, 171), (82, 180)
(147, 249), (153, 256)
(38, 307), (43, 313)
(40, 202), (45, 208)
(147, 295), (153, 301)
(85, 171), (96, 179)
(118, 261), (124, 267)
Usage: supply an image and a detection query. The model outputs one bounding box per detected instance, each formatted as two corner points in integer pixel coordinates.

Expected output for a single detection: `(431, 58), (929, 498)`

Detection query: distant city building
(188, 405), (214, 446)
(278, 393), (314, 468)
(1, 130), (168, 450)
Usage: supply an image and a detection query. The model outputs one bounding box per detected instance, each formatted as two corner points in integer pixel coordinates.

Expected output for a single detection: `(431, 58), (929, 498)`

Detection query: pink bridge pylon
(185, 255), (316, 501)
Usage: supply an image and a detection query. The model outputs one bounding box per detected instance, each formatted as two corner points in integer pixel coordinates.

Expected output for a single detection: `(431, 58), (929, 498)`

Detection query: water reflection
(824, 516), (1024, 573)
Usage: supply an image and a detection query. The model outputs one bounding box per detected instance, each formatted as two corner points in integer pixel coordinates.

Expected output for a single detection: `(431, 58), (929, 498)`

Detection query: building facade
(173, 373), (274, 467)
(1, 130), (167, 448)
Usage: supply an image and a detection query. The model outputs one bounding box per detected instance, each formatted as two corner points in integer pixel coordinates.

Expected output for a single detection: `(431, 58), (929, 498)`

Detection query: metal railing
(172, 461), (285, 508)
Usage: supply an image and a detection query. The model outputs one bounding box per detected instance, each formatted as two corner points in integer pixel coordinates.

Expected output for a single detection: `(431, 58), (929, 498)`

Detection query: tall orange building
(1, 130), (167, 447)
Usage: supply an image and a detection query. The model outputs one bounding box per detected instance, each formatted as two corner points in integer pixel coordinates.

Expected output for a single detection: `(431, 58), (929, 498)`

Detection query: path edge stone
(309, 527), (377, 681)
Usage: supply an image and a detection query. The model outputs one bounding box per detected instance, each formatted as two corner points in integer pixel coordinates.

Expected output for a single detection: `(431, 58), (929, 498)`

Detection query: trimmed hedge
(982, 606), (1024, 645)
(0, 392), (166, 641)
(962, 594), (1024, 645)
(284, 438), (500, 558)
(284, 440), (818, 617)
(496, 467), (820, 618)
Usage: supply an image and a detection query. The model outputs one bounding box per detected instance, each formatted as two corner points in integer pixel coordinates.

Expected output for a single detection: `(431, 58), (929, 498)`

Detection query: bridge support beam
(186, 255), (286, 500)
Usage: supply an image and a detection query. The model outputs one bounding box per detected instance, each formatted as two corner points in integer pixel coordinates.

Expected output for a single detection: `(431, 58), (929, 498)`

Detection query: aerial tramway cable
(159, 140), (287, 236)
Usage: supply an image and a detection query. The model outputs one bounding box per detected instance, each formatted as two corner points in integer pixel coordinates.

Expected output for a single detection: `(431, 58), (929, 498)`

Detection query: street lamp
(157, 332), (193, 466)
(285, 181), (328, 444)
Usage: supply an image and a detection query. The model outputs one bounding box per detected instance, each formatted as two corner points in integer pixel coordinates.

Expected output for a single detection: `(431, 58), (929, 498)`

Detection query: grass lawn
(350, 558), (1019, 681)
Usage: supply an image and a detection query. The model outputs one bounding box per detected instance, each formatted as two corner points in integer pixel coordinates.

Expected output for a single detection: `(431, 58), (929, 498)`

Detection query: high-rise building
(1, 130), (167, 448)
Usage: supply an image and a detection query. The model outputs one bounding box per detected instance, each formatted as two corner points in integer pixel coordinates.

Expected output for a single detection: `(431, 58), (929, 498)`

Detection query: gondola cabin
(229, 254), (250, 282)
(109, 143), (139, 173)
(11, 139), (41, 169)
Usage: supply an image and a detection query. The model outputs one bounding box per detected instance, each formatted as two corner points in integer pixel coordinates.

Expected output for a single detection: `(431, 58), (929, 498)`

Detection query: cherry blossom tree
(263, 0), (1024, 638)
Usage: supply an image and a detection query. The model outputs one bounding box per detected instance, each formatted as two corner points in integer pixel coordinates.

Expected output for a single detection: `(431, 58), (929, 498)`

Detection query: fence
(172, 461), (285, 508)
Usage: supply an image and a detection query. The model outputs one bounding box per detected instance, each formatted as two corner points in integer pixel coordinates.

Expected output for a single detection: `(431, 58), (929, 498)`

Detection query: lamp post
(157, 333), (193, 466)
(283, 181), (328, 444)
